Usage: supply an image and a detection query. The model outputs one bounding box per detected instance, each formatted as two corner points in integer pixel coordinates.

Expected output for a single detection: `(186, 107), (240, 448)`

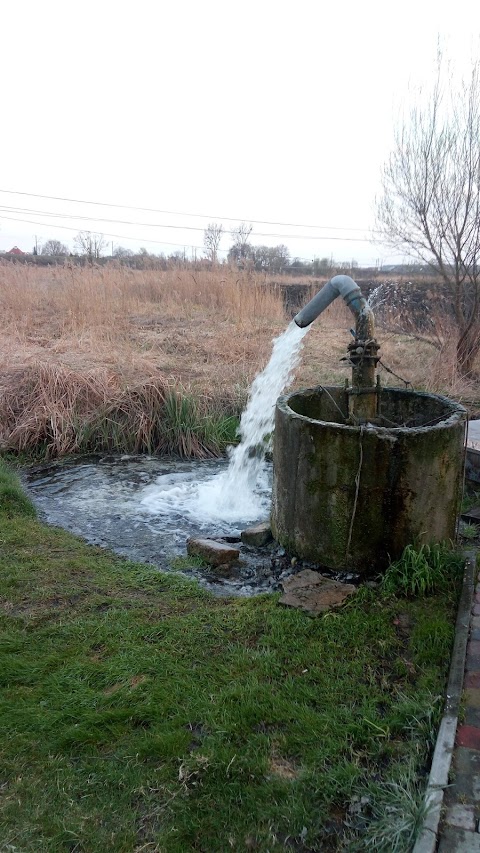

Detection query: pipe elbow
(293, 275), (368, 328)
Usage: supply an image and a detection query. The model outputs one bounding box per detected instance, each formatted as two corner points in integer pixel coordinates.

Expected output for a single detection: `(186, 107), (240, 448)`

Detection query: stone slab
(240, 522), (273, 547)
(438, 827), (480, 852)
(186, 538), (240, 567)
(445, 803), (476, 831)
(279, 569), (357, 615)
(449, 747), (480, 801)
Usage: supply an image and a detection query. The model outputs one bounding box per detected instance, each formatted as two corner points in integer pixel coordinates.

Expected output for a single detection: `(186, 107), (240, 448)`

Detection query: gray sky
(1, 0), (479, 264)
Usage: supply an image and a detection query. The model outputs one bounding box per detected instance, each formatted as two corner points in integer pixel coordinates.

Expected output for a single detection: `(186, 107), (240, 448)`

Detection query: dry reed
(0, 260), (478, 458)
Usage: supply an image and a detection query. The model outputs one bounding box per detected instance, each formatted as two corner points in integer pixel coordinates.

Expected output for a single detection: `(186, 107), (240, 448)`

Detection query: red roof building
(6, 246), (25, 254)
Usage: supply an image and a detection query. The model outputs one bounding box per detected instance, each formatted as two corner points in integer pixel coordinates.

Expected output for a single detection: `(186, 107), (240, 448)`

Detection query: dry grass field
(0, 260), (478, 457)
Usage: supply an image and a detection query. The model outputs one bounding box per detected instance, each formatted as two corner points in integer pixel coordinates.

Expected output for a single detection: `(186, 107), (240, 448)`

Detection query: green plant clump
(0, 458), (36, 518)
(380, 543), (464, 598)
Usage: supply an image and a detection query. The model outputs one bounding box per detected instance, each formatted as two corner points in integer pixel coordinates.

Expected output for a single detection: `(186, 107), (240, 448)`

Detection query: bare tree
(377, 54), (480, 375)
(203, 223), (223, 263)
(74, 231), (107, 261)
(229, 222), (253, 265)
(41, 239), (69, 256)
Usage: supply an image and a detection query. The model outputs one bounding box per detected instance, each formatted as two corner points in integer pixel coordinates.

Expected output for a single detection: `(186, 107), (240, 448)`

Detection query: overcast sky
(1, 1), (479, 264)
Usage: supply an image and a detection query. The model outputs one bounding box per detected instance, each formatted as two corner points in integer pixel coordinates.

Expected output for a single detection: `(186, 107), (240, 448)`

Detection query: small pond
(22, 454), (286, 596)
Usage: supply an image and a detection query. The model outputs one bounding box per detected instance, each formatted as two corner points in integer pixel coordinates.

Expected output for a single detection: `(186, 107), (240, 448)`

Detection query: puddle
(22, 454), (290, 596)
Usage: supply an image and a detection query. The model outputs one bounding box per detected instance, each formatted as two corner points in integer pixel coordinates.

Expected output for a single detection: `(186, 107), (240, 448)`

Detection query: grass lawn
(0, 460), (464, 852)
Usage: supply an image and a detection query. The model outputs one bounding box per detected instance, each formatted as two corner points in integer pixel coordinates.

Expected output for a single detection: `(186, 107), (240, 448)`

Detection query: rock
(186, 538), (240, 567)
(241, 522), (273, 547)
(279, 569), (357, 615)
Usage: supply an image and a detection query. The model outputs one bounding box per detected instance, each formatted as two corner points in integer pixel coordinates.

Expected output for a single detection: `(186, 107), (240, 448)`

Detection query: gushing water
(140, 321), (309, 524)
(367, 282), (394, 311)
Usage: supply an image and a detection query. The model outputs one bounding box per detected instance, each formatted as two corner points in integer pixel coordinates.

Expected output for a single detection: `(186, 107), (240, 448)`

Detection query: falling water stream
(24, 322), (310, 595)
(141, 321), (309, 524)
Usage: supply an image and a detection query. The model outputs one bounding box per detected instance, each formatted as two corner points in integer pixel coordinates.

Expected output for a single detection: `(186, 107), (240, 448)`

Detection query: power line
(0, 213), (216, 253)
(0, 214), (387, 266)
(0, 206), (375, 243)
(0, 188), (375, 234)
(0, 214), (386, 265)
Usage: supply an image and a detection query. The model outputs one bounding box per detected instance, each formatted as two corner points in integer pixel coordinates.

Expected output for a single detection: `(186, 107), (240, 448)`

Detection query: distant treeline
(0, 251), (439, 279)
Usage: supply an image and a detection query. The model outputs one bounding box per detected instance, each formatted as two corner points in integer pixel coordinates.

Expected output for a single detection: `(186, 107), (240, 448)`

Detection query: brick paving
(439, 562), (480, 851)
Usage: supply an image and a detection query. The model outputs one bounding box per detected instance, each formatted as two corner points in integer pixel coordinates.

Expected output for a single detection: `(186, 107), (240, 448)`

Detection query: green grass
(380, 543), (464, 598)
(76, 389), (240, 459)
(0, 458), (37, 518)
(0, 461), (464, 852)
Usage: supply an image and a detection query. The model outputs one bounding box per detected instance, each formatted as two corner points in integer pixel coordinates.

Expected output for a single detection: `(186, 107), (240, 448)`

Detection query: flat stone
(241, 521), (273, 547)
(279, 569), (357, 615)
(438, 827), (480, 852)
(452, 747), (480, 800)
(186, 538), (240, 567)
(445, 803), (476, 831)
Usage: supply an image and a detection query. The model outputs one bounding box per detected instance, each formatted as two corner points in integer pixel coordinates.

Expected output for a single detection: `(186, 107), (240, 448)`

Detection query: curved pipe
(294, 275), (371, 329)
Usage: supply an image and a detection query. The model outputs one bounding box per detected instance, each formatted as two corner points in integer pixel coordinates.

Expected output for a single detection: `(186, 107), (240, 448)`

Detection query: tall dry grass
(0, 262), (286, 457)
(0, 260), (478, 458)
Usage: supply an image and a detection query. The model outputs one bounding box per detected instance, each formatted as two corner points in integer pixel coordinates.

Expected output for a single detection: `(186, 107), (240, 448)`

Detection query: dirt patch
(269, 750), (300, 780)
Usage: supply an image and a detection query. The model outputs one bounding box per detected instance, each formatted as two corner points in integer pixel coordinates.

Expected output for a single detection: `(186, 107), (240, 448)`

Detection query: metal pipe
(294, 275), (380, 421)
(293, 275), (371, 328)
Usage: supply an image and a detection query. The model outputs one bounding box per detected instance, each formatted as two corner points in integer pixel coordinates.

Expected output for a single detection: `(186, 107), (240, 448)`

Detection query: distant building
(6, 246), (25, 255)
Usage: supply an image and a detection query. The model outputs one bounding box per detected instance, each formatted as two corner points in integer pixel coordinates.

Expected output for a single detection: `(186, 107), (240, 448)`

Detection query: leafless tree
(41, 239), (69, 256)
(377, 54), (480, 375)
(203, 223), (224, 263)
(74, 231), (107, 261)
(230, 222), (253, 265)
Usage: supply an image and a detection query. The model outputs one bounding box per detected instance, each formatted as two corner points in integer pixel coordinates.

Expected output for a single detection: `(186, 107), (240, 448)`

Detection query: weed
(461, 522), (479, 541)
(381, 543), (464, 598)
(462, 489), (480, 513)
(347, 762), (431, 851)
(170, 554), (207, 572)
(0, 458), (36, 518)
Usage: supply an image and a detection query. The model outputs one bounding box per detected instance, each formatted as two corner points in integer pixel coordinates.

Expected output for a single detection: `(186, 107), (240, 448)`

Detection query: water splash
(140, 321), (309, 524)
(367, 282), (395, 311)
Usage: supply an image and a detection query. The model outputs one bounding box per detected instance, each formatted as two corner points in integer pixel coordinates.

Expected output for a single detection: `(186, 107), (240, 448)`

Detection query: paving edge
(413, 549), (477, 853)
